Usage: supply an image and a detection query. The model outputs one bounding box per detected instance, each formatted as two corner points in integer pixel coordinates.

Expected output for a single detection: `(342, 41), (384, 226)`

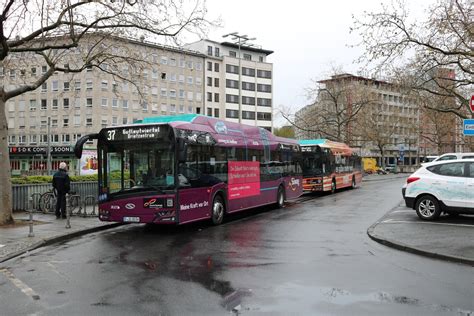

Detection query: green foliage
(274, 126), (296, 139)
(11, 174), (98, 184)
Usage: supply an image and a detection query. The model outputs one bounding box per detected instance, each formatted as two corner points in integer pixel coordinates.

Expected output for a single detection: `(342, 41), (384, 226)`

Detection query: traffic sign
(464, 119), (474, 136)
(471, 95), (474, 113)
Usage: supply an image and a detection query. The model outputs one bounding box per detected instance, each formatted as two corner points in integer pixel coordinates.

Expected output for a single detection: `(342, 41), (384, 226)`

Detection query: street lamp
(222, 32), (256, 124)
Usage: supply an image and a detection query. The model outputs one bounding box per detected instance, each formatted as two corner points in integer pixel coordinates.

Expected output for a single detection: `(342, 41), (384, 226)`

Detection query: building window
(226, 94), (239, 104)
(74, 115), (81, 126)
(122, 117), (128, 125)
(242, 96), (255, 105)
(178, 75), (184, 83)
(42, 66), (47, 74)
(161, 72), (167, 80)
(257, 98), (272, 107)
(187, 76), (193, 85)
(170, 58), (177, 67)
(52, 80), (59, 91)
(214, 108), (219, 117)
(29, 99), (37, 111)
(74, 80), (81, 91)
(186, 61), (193, 69)
(257, 112), (272, 121)
(226, 109), (239, 118)
(141, 101), (148, 112)
(86, 80), (93, 91)
(112, 117), (118, 126)
(214, 78), (219, 87)
(215, 63), (219, 72)
(31, 67), (37, 76)
(207, 92), (212, 102)
(63, 81), (70, 91)
(101, 80), (108, 91)
(214, 93), (220, 103)
(257, 69), (272, 78)
(242, 67), (255, 77)
(229, 51), (237, 58)
(257, 83), (272, 93)
(41, 99), (47, 110)
(19, 135), (27, 144)
(179, 59), (185, 68)
(196, 77), (202, 85)
(187, 91), (193, 101)
(243, 53), (252, 61)
(63, 117), (69, 127)
(63, 98), (69, 109)
(196, 62), (202, 71)
(242, 111), (256, 120)
(259, 56), (264, 62)
(242, 81), (255, 91)
(41, 83), (47, 92)
(101, 117), (108, 128)
(207, 62), (212, 71)
(207, 45), (213, 56)
(207, 108), (212, 116)
(225, 64), (239, 74)
(179, 89), (185, 99)
(86, 98), (93, 107)
(101, 98), (108, 107)
(207, 77), (212, 87)
(161, 56), (168, 65)
(62, 134), (71, 143)
(226, 79), (239, 89)
(86, 118), (93, 127)
(169, 89), (177, 98)
(52, 99), (58, 110)
(215, 47), (220, 57)
(170, 104), (176, 113)
(122, 100), (129, 109)
(161, 88), (167, 97)
(51, 119), (58, 128)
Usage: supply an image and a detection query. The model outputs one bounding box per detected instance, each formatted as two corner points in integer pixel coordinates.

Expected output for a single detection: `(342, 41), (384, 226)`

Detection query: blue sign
(464, 119), (474, 136)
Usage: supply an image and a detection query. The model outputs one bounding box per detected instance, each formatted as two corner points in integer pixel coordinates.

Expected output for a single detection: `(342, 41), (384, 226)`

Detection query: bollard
(65, 203), (71, 229)
(28, 209), (35, 237)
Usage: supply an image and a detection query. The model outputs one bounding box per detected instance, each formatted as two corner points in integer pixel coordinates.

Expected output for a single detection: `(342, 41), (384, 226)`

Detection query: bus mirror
(178, 138), (187, 163)
(74, 134), (99, 158)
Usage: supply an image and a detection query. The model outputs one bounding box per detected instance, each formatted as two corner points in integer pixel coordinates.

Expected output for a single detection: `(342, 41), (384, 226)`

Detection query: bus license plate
(123, 216), (140, 223)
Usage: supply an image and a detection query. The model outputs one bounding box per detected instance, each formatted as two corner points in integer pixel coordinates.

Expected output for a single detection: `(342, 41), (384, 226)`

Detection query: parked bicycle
(37, 189), (80, 214)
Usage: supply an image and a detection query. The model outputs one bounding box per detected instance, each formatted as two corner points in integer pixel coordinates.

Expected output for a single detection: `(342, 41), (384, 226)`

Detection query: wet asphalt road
(1, 178), (473, 315)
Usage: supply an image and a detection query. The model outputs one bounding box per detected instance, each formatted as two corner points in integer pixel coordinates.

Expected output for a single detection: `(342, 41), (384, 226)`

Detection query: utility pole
(222, 32), (256, 124)
(47, 117), (52, 175)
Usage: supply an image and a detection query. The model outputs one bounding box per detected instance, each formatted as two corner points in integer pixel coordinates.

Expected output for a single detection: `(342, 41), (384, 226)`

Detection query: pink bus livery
(74, 114), (303, 225)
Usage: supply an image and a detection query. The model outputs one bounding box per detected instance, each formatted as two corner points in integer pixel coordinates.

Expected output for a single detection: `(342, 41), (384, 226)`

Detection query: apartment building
(185, 39), (274, 131)
(295, 74), (420, 166)
(3, 35), (205, 175)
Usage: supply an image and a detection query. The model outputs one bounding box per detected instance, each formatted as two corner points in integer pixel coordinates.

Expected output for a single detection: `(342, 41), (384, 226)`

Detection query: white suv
(402, 159), (474, 220)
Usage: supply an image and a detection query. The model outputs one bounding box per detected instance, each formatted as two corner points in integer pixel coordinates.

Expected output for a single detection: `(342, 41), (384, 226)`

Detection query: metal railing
(12, 182), (98, 212)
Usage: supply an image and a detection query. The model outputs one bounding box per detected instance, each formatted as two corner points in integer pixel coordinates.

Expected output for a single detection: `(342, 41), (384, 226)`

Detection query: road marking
(0, 244), (5, 248)
(0, 268), (40, 300)
(380, 219), (474, 228)
(391, 210), (413, 214)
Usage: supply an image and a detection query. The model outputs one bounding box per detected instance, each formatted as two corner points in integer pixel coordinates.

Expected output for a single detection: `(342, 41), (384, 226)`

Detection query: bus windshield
(102, 140), (175, 194)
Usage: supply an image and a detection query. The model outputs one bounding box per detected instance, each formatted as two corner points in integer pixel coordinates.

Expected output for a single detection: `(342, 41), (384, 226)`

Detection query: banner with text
(228, 161), (260, 200)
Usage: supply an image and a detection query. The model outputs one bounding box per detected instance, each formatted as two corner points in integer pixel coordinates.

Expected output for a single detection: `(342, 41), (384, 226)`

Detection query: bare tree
(352, 0), (473, 118)
(0, 0), (214, 225)
(283, 73), (379, 145)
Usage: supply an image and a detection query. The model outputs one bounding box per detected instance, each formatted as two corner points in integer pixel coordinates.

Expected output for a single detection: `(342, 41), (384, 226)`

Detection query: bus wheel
(276, 186), (285, 208)
(211, 195), (225, 225)
(351, 176), (356, 189)
(330, 179), (336, 194)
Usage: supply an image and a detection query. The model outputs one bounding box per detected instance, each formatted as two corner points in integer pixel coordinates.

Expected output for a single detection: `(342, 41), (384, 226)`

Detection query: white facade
(186, 39), (274, 131)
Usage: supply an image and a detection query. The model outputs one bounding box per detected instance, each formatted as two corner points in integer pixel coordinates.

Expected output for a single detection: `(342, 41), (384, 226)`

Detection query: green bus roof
(299, 139), (327, 146)
(137, 114), (201, 124)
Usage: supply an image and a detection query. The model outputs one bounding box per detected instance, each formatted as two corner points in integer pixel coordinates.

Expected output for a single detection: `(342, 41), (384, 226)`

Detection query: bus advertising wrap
(228, 161), (260, 200)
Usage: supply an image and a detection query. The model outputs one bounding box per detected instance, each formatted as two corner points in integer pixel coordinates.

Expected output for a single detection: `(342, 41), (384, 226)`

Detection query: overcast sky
(204, 0), (433, 127)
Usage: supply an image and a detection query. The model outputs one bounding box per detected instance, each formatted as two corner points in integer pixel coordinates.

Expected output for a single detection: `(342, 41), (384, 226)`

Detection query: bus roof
(127, 114), (299, 149)
(299, 139), (355, 155)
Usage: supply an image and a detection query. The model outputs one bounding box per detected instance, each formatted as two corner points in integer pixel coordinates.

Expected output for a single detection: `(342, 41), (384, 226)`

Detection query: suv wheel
(415, 195), (441, 221)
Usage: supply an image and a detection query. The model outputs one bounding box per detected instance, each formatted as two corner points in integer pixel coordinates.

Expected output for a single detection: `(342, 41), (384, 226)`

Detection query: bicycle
(38, 190), (80, 214)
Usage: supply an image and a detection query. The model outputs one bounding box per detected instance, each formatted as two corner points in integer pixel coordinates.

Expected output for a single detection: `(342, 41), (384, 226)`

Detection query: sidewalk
(362, 172), (408, 182)
(0, 208), (122, 264)
(368, 202), (474, 266)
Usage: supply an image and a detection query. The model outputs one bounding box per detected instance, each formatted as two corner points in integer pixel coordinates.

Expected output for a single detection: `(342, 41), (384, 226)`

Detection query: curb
(367, 209), (474, 266)
(0, 223), (124, 264)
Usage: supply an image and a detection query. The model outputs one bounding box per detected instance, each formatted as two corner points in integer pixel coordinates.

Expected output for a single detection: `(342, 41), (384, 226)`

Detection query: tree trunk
(0, 98), (14, 225)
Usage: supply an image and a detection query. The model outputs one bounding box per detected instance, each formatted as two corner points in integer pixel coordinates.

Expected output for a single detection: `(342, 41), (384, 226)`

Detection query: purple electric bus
(74, 114), (303, 225)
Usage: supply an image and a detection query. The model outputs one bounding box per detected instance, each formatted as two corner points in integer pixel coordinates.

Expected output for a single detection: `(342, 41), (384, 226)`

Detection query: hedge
(11, 174), (99, 184)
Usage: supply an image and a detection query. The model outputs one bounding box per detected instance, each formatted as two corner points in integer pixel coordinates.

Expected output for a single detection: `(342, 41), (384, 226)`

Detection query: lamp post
(222, 32), (256, 124)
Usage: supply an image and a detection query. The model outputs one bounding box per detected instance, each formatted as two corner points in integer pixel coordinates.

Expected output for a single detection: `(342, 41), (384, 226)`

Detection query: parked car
(402, 159), (474, 220)
(385, 164), (397, 173)
(431, 152), (474, 163)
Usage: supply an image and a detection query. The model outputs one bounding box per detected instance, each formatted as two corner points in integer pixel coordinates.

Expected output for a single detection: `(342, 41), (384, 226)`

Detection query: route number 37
(107, 130), (116, 140)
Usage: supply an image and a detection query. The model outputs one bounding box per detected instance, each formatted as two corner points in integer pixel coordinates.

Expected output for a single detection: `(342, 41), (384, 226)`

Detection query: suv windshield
(102, 140), (175, 194)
